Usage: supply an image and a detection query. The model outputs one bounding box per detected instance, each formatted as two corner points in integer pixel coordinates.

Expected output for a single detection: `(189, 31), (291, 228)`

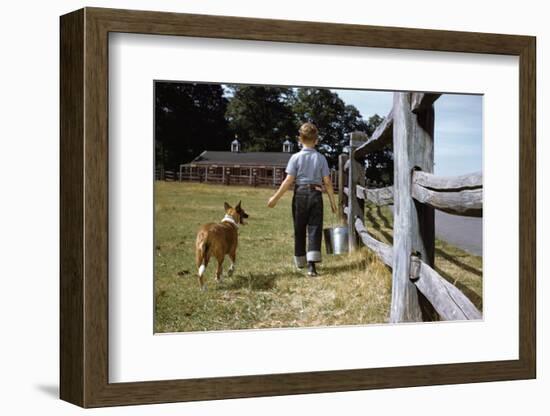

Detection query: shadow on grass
(364, 203), (482, 309)
(366, 204), (481, 279)
(435, 248), (482, 277)
(365, 205), (380, 230)
(221, 270), (300, 291)
(320, 259), (368, 275)
(365, 205), (394, 244)
(376, 206), (393, 230)
(219, 256), (369, 291)
(434, 266), (483, 309)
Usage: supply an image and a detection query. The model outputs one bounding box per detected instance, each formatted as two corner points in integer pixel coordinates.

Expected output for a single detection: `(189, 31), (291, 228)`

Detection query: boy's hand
(267, 196), (278, 208)
(330, 203), (337, 214)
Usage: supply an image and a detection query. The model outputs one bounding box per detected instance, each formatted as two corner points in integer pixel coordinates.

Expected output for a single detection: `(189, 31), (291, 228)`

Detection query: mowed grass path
(155, 182), (482, 332)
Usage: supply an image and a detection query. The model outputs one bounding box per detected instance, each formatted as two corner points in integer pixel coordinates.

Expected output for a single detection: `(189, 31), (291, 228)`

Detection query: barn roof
(186, 151), (294, 167)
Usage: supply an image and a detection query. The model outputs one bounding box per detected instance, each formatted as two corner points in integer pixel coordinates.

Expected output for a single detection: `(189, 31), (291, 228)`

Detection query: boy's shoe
(307, 262), (319, 277)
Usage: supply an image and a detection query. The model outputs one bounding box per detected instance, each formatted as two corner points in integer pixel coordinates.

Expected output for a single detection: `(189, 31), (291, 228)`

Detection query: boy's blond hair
(298, 122), (318, 145)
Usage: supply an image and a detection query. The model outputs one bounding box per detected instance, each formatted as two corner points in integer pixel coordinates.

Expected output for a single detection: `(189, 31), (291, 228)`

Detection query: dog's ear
(224, 202), (232, 211)
(236, 201), (242, 210)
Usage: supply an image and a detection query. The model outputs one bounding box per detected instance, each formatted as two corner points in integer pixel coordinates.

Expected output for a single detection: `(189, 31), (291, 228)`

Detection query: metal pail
(324, 226), (349, 255)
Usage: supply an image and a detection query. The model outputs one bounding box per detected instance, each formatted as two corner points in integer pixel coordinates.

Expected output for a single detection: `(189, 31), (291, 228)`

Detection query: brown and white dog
(195, 201), (249, 289)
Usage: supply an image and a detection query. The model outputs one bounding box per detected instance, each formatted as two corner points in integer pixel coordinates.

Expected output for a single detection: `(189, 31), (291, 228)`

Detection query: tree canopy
(155, 82), (393, 184)
(155, 82), (229, 171)
(363, 114), (393, 185)
(225, 85), (296, 152)
(291, 88), (371, 165)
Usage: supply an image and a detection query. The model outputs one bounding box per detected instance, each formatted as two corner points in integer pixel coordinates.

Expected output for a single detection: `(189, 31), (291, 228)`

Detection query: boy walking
(267, 123), (337, 276)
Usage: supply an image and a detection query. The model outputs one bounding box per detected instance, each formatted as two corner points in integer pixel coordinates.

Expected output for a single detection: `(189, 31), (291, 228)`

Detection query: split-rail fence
(339, 92), (482, 323)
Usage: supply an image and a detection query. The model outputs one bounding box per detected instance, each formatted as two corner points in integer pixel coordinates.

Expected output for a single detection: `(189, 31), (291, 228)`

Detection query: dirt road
(435, 211), (482, 256)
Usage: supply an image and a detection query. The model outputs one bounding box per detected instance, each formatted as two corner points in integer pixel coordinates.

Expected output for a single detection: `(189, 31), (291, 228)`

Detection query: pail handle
(331, 210), (338, 229)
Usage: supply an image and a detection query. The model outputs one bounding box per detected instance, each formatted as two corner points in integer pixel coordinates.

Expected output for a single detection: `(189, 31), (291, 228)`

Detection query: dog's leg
(199, 256), (210, 290)
(198, 266), (206, 290)
(215, 258), (224, 283)
(196, 241), (209, 290)
(228, 251), (236, 277)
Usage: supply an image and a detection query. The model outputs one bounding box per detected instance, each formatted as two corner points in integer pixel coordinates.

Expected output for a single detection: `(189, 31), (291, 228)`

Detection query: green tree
(154, 82), (393, 184)
(225, 85), (296, 151)
(364, 114), (384, 136)
(363, 114), (393, 185)
(155, 82), (229, 171)
(292, 88), (369, 166)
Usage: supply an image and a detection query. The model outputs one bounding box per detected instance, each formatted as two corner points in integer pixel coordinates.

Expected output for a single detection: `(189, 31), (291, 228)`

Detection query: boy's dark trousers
(292, 185), (323, 268)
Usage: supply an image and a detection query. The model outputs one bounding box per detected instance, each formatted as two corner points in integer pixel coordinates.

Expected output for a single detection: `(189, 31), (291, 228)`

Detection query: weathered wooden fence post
(411, 94), (436, 267)
(338, 153), (349, 224)
(391, 92), (435, 323)
(348, 132), (367, 251)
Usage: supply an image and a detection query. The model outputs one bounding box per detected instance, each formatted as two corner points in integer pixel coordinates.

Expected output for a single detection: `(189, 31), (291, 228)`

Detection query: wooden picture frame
(60, 7), (536, 408)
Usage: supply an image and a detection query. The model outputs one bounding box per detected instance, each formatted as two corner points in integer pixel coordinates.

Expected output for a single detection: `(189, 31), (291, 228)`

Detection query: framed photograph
(60, 7), (536, 408)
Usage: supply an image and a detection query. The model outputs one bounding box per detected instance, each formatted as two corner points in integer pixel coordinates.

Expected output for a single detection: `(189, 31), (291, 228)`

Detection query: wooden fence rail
(411, 257), (482, 321)
(354, 217), (393, 267)
(344, 184), (393, 206)
(165, 168), (340, 190)
(176, 172), (287, 187)
(411, 170), (483, 217)
(411, 185), (483, 217)
(357, 185), (394, 206)
(355, 217), (480, 320)
(155, 169), (177, 181)
(412, 170), (483, 190)
(354, 110), (394, 159)
(339, 91), (482, 323)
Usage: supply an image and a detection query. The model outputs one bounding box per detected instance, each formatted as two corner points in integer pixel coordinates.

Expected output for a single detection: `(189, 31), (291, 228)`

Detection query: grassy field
(154, 181), (482, 333)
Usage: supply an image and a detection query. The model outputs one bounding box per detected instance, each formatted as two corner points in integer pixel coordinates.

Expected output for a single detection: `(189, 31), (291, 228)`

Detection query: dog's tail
(196, 239), (209, 277)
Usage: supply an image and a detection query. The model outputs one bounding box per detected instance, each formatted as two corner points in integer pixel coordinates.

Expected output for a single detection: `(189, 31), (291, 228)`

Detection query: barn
(179, 139), (298, 187)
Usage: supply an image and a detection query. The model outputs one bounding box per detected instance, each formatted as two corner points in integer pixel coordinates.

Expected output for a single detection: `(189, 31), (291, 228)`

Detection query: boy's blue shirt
(285, 147), (330, 185)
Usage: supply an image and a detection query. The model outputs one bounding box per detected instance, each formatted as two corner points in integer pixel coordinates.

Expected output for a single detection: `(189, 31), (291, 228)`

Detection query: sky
(333, 89), (483, 177)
